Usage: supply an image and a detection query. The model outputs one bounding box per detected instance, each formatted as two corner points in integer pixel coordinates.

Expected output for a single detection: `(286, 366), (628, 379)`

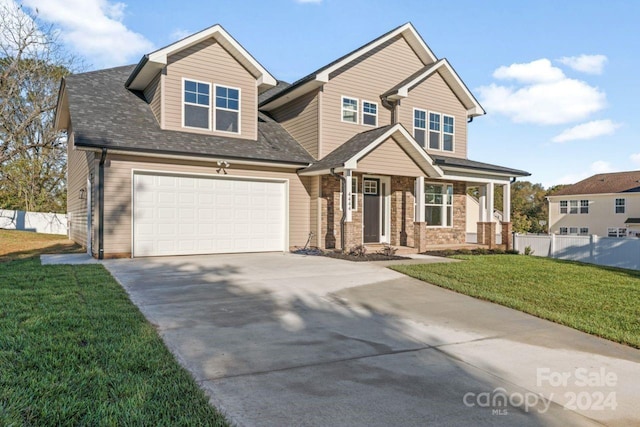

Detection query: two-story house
(54, 23), (529, 258)
(548, 171), (640, 238)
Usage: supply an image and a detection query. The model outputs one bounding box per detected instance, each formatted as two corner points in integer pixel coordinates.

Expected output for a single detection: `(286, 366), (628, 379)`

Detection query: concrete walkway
(102, 253), (640, 427)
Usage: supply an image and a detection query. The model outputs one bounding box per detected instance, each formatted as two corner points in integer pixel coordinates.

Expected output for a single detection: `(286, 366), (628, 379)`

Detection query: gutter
(98, 148), (107, 260)
(330, 168), (347, 252)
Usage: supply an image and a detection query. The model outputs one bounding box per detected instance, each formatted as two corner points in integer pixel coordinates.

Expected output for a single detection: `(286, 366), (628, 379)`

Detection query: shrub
(524, 246), (535, 256)
(348, 244), (367, 257)
(377, 245), (397, 256)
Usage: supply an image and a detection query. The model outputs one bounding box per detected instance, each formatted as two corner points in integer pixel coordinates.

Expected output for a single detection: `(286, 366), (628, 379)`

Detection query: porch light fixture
(216, 160), (230, 175)
(79, 188), (86, 200)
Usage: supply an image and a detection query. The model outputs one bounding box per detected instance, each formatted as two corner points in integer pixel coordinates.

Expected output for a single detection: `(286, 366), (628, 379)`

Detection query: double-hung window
(342, 97), (358, 123)
(362, 101), (377, 126)
(559, 227), (568, 235)
(615, 198), (625, 214)
(579, 227), (589, 235)
(215, 86), (240, 133)
(560, 200), (568, 214)
(183, 79), (210, 129)
(339, 177), (358, 211)
(580, 200), (589, 214)
(414, 109), (427, 147)
(425, 183), (453, 227)
(442, 115), (454, 151)
(569, 200), (578, 214)
(608, 227), (627, 238)
(428, 112), (441, 150)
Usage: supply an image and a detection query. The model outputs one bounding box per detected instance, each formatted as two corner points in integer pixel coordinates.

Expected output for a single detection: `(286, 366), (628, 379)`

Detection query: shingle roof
(302, 125), (395, 173)
(430, 155), (530, 177)
(258, 80), (290, 104)
(381, 61), (442, 98)
(552, 171), (640, 196)
(65, 65), (314, 165)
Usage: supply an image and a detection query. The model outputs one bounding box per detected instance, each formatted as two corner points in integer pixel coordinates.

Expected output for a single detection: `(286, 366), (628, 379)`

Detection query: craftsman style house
(55, 23), (528, 258)
(548, 171), (640, 237)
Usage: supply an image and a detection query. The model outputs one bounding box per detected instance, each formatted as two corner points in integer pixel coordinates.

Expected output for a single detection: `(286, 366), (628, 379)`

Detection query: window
(608, 227), (627, 238)
(342, 97), (358, 123)
(414, 109), (426, 147)
(580, 200), (589, 214)
(425, 183), (453, 227)
(560, 200), (568, 214)
(428, 112), (441, 150)
(569, 227), (578, 235)
(579, 227), (589, 235)
(339, 177), (358, 211)
(615, 198), (625, 214)
(559, 227), (568, 235)
(443, 115), (454, 151)
(183, 79), (210, 129)
(215, 85), (240, 133)
(362, 101), (377, 126)
(364, 179), (378, 194)
(569, 200), (578, 214)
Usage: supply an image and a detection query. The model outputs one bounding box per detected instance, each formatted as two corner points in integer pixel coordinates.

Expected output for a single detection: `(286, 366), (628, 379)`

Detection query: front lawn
(0, 231), (228, 425)
(390, 255), (640, 348)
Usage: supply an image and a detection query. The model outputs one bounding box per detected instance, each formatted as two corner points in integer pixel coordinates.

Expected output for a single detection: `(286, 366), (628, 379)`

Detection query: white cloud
(169, 28), (192, 42)
(21, 0), (154, 67)
(630, 153), (640, 166)
(493, 59), (565, 84)
(477, 77), (606, 125)
(556, 161), (617, 185)
(558, 54), (607, 75)
(552, 119), (621, 143)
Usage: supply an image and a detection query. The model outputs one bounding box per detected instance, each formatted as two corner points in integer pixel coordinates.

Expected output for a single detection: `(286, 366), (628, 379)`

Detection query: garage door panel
(134, 173), (285, 256)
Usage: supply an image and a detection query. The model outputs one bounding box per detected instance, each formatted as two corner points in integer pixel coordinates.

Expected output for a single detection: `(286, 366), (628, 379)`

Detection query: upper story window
(425, 183), (453, 227)
(215, 85), (240, 133)
(414, 109), (427, 147)
(580, 200), (589, 214)
(569, 200), (578, 214)
(428, 113), (440, 150)
(183, 79), (210, 129)
(342, 96), (358, 124)
(362, 101), (377, 126)
(560, 199), (589, 214)
(443, 115), (454, 151)
(560, 200), (568, 214)
(615, 198), (625, 214)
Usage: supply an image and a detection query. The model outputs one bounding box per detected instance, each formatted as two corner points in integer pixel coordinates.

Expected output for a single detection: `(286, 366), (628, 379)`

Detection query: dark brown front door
(363, 178), (380, 243)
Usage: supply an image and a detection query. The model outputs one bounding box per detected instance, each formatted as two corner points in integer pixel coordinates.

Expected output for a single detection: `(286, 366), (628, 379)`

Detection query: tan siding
(66, 126), (94, 248)
(309, 175), (319, 247)
(270, 89), (319, 158)
(321, 35), (427, 155)
(358, 137), (424, 177)
(164, 38), (257, 139)
(144, 72), (162, 124)
(398, 71), (468, 159)
(102, 155), (310, 255)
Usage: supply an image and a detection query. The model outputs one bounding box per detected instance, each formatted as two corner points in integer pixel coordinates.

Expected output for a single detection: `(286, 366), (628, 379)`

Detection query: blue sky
(20, 0), (640, 187)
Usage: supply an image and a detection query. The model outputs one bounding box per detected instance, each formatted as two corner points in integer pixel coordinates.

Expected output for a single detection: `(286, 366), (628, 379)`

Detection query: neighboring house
(54, 23), (529, 259)
(548, 171), (640, 238)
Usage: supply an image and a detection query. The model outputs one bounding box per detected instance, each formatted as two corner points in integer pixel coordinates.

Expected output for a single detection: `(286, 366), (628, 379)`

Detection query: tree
(0, 2), (77, 212)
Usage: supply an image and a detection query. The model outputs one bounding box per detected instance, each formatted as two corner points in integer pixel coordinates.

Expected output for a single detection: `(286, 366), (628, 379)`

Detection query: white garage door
(133, 173), (286, 257)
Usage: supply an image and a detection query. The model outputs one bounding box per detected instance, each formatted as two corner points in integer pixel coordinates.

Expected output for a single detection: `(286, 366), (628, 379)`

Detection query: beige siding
(164, 38), (257, 140)
(144, 72), (162, 124)
(270, 89), (319, 158)
(309, 175), (320, 247)
(321, 35), (427, 156)
(398, 71), (468, 159)
(358, 137), (424, 177)
(102, 155), (310, 256)
(66, 126), (94, 248)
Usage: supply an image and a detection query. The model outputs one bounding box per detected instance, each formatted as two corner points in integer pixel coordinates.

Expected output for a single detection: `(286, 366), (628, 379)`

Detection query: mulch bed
(422, 248), (519, 258)
(292, 248), (411, 262)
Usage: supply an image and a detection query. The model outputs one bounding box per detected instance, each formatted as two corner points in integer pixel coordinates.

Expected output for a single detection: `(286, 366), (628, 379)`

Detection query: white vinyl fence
(0, 209), (68, 235)
(513, 233), (640, 270)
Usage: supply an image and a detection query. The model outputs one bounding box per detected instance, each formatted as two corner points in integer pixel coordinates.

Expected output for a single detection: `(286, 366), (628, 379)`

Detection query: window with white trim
(425, 183), (453, 227)
(342, 97), (358, 123)
(569, 200), (578, 214)
(579, 227), (589, 235)
(615, 198), (625, 214)
(183, 79), (210, 129)
(215, 85), (240, 133)
(414, 109), (426, 147)
(362, 101), (377, 126)
(428, 112), (441, 150)
(560, 200), (568, 214)
(339, 177), (358, 211)
(559, 227), (568, 235)
(443, 115), (454, 152)
(580, 200), (589, 214)
(608, 227), (627, 238)
(569, 227), (578, 235)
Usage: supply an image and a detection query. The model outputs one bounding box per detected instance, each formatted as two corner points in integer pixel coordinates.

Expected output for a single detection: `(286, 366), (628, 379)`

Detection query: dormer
(126, 24), (277, 140)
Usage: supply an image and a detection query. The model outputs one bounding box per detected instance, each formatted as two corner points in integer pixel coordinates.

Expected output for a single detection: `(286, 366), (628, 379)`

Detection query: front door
(363, 178), (381, 243)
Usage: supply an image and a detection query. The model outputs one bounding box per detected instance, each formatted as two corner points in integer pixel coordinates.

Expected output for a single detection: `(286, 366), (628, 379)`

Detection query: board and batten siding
(398, 71), (468, 159)
(144, 72), (162, 124)
(102, 155), (311, 256)
(163, 38), (257, 140)
(270, 89), (319, 159)
(320, 35), (428, 156)
(66, 127), (95, 249)
(357, 137), (424, 177)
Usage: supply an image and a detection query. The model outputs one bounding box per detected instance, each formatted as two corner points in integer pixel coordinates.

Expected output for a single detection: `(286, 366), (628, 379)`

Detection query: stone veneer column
(413, 222), (427, 253)
(501, 222), (513, 250)
(477, 222), (497, 248)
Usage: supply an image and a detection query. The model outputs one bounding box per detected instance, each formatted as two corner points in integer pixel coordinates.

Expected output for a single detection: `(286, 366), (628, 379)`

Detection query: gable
(358, 136), (425, 177)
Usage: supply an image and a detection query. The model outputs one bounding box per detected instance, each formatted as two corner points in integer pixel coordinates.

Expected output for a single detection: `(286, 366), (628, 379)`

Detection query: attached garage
(133, 172), (287, 257)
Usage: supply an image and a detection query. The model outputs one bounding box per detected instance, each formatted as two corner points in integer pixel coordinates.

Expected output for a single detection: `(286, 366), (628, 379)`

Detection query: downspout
(98, 148), (107, 260)
(330, 168), (347, 251)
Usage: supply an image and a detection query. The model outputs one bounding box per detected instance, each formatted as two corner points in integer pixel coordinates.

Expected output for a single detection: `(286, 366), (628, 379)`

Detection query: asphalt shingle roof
(430, 155), (530, 177)
(65, 65), (314, 165)
(553, 171), (640, 196)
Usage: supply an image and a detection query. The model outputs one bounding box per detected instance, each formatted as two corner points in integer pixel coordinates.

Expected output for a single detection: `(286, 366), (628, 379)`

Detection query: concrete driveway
(103, 253), (639, 427)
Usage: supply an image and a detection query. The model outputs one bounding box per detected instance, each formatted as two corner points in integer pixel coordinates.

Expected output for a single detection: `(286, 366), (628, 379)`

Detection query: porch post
(413, 176), (427, 252)
(415, 176), (425, 222)
(477, 183), (497, 248)
(478, 185), (487, 222)
(344, 169), (353, 222)
(501, 182), (513, 249)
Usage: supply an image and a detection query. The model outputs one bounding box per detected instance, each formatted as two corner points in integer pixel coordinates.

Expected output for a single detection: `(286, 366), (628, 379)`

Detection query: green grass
(0, 254), (228, 425)
(390, 255), (640, 348)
